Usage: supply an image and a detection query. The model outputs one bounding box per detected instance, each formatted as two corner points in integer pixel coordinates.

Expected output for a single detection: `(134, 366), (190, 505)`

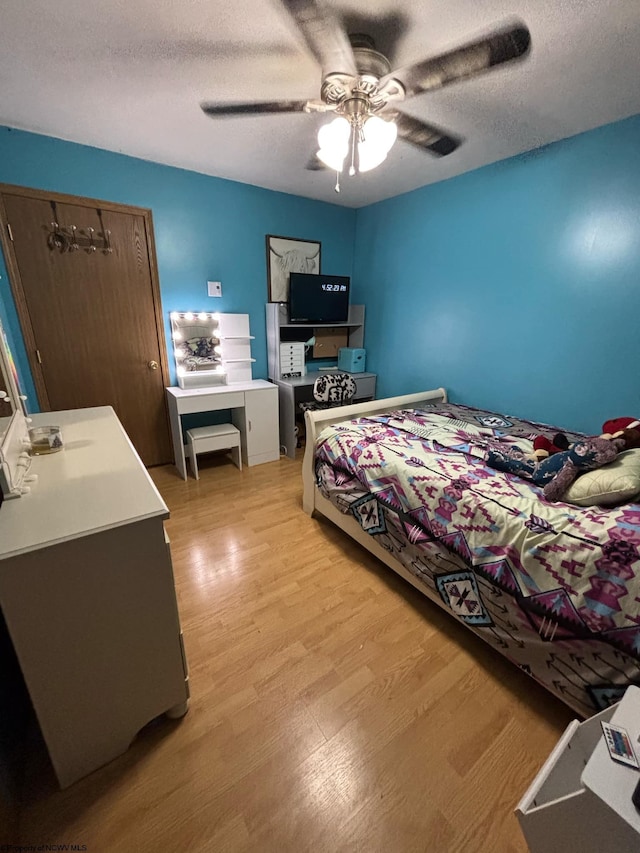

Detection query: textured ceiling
(1, 0), (639, 208)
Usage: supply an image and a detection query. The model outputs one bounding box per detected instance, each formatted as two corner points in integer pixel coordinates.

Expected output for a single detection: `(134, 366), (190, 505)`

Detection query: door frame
(0, 183), (171, 417)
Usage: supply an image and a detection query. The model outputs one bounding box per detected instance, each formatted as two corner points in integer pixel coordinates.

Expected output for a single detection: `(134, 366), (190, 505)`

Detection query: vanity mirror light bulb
(184, 312), (194, 321)
(172, 332), (183, 341)
(177, 366), (186, 377)
(212, 312), (220, 322)
(197, 312), (207, 321)
(170, 312), (179, 320)
(214, 345), (222, 354)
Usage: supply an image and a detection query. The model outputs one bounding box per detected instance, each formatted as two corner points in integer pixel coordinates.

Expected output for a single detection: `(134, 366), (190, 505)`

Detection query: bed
(302, 389), (640, 717)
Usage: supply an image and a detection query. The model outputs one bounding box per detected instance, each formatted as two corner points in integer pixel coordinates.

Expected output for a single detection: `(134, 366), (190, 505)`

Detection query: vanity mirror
(170, 311), (225, 389)
(0, 318), (21, 435)
(0, 316), (31, 499)
(170, 312), (256, 389)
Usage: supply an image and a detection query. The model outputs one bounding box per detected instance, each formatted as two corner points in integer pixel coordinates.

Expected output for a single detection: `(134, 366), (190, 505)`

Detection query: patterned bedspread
(315, 402), (640, 715)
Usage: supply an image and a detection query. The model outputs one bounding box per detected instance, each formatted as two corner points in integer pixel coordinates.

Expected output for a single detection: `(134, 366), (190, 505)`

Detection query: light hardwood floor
(17, 452), (573, 851)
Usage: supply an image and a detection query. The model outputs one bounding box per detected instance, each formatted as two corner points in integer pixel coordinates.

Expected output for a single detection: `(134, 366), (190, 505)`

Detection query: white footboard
(302, 387), (447, 515)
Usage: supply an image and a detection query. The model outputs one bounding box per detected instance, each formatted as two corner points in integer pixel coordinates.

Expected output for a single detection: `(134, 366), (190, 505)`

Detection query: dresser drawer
(177, 390), (245, 415)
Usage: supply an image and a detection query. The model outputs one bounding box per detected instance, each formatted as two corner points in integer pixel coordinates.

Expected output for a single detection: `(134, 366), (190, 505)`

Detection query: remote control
(601, 722), (639, 768)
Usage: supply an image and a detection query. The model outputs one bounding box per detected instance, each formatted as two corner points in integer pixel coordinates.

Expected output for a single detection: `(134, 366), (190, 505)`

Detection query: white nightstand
(516, 685), (640, 852)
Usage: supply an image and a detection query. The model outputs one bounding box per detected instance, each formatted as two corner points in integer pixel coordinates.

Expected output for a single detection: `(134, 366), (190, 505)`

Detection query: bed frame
(302, 388), (454, 609)
(302, 388), (629, 717)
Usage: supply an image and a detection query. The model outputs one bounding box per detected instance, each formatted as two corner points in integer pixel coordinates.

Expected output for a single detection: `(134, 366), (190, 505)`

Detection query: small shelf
(280, 321), (361, 329)
(221, 357), (256, 364)
(218, 335), (255, 340)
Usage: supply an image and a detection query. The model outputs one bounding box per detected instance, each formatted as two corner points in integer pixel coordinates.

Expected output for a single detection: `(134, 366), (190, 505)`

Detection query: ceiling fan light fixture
(357, 116), (397, 173)
(317, 116), (350, 172)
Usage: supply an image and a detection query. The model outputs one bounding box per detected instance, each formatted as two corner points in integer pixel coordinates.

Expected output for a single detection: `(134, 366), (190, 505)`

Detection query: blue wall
(2, 115), (640, 434)
(353, 114), (640, 435)
(0, 126), (356, 409)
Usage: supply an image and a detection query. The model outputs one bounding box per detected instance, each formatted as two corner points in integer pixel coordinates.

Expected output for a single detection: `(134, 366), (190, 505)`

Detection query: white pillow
(564, 449), (640, 507)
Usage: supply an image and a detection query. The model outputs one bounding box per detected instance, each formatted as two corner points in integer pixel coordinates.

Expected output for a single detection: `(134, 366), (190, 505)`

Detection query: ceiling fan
(201, 0), (531, 191)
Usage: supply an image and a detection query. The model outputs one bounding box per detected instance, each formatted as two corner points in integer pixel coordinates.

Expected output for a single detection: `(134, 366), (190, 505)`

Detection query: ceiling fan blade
(389, 112), (461, 157)
(381, 23), (531, 99)
(200, 100), (309, 117)
(280, 0), (357, 77)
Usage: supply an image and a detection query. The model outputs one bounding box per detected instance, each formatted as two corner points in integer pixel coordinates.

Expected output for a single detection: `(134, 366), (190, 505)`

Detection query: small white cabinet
(516, 686), (640, 852)
(234, 385), (279, 466)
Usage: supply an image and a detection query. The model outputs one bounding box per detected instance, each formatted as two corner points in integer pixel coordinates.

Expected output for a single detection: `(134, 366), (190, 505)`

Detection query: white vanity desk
(166, 379), (279, 479)
(0, 406), (189, 788)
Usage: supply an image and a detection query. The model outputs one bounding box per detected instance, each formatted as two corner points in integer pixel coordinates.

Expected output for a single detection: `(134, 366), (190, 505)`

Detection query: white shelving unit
(217, 314), (255, 384)
(266, 303), (365, 381)
(516, 686), (640, 852)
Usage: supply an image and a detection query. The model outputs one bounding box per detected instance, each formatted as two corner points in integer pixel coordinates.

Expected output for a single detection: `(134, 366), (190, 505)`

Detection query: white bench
(186, 424), (242, 479)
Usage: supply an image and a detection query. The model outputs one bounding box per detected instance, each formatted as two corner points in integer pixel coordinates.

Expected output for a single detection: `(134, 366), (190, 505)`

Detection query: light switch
(208, 281), (222, 297)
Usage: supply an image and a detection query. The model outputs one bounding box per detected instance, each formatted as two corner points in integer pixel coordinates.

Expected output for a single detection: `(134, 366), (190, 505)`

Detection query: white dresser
(0, 406), (189, 789)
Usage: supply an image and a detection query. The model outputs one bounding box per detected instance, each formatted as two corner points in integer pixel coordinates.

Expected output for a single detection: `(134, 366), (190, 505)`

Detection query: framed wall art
(266, 235), (321, 303)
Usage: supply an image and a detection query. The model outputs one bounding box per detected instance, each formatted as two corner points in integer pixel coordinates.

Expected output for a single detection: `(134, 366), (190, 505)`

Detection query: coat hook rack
(46, 220), (114, 255)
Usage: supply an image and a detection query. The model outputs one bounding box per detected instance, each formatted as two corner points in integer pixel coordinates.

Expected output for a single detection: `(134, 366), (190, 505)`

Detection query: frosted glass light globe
(358, 116), (398, 172)
(317, 117), (350, 172)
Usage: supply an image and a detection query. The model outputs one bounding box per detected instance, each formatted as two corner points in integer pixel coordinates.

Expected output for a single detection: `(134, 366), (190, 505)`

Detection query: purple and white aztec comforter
(315, 402), (640, 716)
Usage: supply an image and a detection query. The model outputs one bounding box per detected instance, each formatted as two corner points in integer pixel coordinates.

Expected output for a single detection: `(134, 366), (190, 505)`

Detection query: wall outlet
(208, 281), (222, 297)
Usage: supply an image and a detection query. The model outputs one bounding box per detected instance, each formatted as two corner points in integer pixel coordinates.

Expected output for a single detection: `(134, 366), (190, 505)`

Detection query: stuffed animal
(619, 426), (640, 450)
(487, 445), (537, 480)
(487, 435), (625, 501)
(600, 418), (640, 451)
(535, 436), (625, 502)
(533, 433), (570, 461)
(601, 417), (640, 439)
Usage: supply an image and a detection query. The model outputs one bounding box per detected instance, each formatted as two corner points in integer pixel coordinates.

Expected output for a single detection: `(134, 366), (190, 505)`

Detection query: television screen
(288, 273), (350, 324)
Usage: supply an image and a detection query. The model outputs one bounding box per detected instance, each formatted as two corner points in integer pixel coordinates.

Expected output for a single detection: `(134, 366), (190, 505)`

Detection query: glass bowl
(29, 425), (64, 455)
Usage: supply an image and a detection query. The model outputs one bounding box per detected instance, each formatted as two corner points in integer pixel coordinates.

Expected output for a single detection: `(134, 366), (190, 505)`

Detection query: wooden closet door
(1, 192), (171, 466)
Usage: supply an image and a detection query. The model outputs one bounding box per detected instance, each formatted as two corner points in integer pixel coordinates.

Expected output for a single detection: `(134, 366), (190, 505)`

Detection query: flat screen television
(288, 272), (350, 324)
